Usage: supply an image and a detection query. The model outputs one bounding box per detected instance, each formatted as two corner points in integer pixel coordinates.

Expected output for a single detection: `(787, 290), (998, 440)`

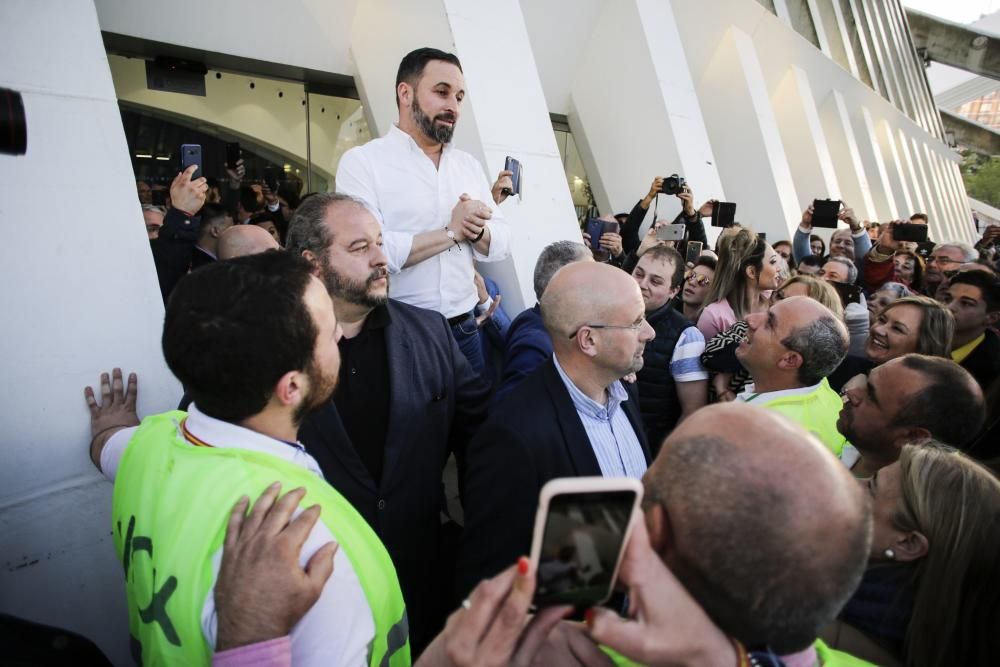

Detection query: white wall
(0, 1), (182, 663)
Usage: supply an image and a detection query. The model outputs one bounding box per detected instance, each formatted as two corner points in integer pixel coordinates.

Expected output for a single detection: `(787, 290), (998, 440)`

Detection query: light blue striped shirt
(552, 354), (648, 479)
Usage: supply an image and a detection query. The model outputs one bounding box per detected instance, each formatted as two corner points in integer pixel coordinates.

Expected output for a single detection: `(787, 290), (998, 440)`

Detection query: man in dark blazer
(286, 194), (490, 653)
(457, 262), (655, 597)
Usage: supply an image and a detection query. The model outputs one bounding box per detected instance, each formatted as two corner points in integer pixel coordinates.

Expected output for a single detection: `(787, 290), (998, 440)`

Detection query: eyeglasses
(928, 256), (960, 266)
(569, 319), (646, 339)
(684, 271), (712, 287)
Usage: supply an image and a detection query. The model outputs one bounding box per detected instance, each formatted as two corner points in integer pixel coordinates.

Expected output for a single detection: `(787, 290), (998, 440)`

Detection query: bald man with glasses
(457, 262), (655, 597)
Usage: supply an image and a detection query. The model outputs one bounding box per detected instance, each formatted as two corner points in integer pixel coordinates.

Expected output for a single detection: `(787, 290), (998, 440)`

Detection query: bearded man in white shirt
(336, 47), (511, 375)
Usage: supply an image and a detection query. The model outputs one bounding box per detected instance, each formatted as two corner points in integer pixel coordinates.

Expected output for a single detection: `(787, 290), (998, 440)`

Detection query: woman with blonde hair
(825, 442), (1000, 666)
(828, 295), (954, 391)
(697, 226), (782, 339)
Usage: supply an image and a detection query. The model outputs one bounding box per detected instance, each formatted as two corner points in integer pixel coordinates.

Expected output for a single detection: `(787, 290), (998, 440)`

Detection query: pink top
(213, 637), (292, 667)
(696, 299), (737, 340)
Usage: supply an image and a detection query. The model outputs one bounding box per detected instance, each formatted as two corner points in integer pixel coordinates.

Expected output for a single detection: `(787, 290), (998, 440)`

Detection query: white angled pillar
(567, 0), (725, 237)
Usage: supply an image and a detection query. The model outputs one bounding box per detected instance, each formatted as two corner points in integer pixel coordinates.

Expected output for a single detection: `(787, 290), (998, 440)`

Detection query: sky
(903, 0), (1000, 25)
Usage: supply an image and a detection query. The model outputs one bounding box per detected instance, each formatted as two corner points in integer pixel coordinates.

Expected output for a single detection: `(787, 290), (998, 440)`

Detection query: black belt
(447, 311), (474, 327)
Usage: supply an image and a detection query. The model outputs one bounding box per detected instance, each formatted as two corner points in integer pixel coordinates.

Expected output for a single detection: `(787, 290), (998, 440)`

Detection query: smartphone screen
(180, 144), (202, 182)
(686, 241), (703, 264)
(711, 202), (737, 228)
(811, 199), (841, 228)
(534, 490), (637, 608)
(892, 223), (928, 243)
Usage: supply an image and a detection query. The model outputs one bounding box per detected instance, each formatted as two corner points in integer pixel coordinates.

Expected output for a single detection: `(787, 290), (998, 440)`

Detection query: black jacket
(636, 304), (694, 454)
(960, 329), (1000, 392)
(456, 358), (649, 598)
(299, 299), (490, 649)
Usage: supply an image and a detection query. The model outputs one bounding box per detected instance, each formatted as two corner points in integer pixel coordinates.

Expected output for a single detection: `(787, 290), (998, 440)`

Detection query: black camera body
(660, 174), (685, 195)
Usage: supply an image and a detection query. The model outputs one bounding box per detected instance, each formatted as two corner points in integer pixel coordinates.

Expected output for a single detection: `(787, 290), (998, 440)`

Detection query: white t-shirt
(336, 124), (511, 318)
(102, 405), (374, 667)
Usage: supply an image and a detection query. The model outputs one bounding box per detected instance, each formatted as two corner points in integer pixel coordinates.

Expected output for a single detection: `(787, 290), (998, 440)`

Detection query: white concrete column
(894, 127), (927, 217)
(695, 26), (802, 238)
(349, 0), (580, 312)
(772, 65), (842, 207)
(909, 136), (947, 232)
(874, 118), (914, 215)
(853, 106), (899, 219)
(0, 1), (182, 663)
(566, 0), (724, 239)
(818, 90), (876, 219)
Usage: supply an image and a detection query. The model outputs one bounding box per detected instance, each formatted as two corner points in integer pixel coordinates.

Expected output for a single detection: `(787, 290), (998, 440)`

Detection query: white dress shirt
(102, 405), (374, 667)
(336, 124), (511, 318)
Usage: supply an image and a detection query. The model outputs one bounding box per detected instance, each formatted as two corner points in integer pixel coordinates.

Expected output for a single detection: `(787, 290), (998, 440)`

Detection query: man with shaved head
(637, 402), (871, 659)
(735, 296), (850, 456)
(217, 223), (280, 260)
(458, 261), (655, 596)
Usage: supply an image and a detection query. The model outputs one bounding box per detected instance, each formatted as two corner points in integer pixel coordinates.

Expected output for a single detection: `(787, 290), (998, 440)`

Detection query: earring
(884, 548), (895, 560)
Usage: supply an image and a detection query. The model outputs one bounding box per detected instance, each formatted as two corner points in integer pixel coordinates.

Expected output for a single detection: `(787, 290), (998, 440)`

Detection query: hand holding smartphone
(529, 477), (643, 609)
(503, 156), (522, 198)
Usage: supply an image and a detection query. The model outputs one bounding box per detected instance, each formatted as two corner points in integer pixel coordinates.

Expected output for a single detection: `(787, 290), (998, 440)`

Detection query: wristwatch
(445, 227), (459, 246)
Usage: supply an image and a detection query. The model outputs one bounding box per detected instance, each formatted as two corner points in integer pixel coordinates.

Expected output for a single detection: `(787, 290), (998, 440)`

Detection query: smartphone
(831, 280), (862, 306)
(225, 142), (242, 170)
(656, 224), (686, 242)
(585, 218), (604, 251)
(892, 223), (929, 243)
(263, 166), (279, 193)
(710, 202), (737, 228)
(685, 241), (703, 264)
(529, 477), (643, 609)
(180, 144), (202, 182)
(811, 199), (841, 229)
(503, 156), (522, 198)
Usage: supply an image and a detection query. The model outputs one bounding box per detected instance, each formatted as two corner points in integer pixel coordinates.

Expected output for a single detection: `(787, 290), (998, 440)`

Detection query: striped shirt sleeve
(670, 326), (709, 382)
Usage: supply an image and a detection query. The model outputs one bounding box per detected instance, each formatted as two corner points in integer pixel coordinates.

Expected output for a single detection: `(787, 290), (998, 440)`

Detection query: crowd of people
(66, 46), (1000, 666)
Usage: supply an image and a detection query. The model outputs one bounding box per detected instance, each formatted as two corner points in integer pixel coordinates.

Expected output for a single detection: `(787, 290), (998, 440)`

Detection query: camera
(660, 174), (685, 195)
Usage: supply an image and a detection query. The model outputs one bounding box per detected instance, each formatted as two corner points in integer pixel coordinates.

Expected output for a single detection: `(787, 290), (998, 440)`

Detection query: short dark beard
(319, 259), (389, 309)
(294, 358), (338, 425)
(411, 95), (456, 144)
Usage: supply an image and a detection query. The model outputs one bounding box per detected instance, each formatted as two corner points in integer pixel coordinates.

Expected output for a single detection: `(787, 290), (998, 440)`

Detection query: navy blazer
(456, 357), (650, 598)
(299, 299), (490, 647)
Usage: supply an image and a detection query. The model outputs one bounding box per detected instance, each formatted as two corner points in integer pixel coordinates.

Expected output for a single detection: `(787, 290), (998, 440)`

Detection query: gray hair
(825, 256), (858, 284)
(876, 282), (913, 299)
(141, 204), (167, 216)
(782, 315), (848, 386)
(285, 192), (365, 258)
(934, 241), (977, 263)
(533, 240), (591, 300)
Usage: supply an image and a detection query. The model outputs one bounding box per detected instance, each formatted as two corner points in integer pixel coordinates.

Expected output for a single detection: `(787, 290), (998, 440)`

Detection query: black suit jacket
(456, 357), (650, 598)
(298, 299), (489, 647)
